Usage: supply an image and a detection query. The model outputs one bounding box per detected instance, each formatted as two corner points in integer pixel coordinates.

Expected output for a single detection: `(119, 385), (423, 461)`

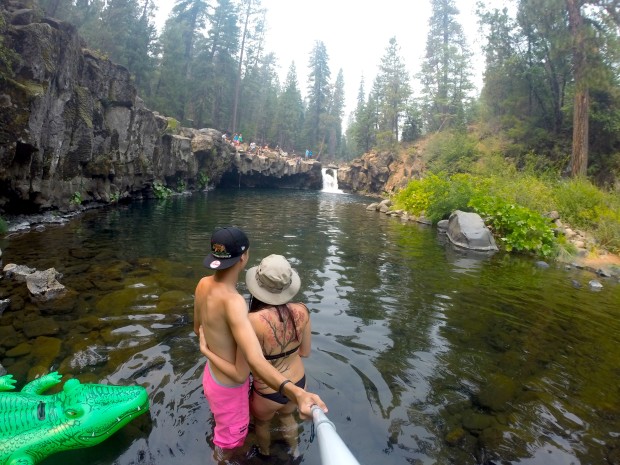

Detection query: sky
(153, 0), (507, 118)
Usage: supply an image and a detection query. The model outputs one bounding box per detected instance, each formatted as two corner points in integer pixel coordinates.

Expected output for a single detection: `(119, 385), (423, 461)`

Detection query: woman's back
(249, 302), (310, 394)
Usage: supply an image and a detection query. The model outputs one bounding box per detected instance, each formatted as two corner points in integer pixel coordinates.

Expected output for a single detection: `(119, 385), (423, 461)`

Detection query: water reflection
(0, 189), (619, 465)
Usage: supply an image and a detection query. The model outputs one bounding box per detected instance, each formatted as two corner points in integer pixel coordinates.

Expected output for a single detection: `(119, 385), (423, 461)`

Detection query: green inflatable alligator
(0, 371), (149, 465)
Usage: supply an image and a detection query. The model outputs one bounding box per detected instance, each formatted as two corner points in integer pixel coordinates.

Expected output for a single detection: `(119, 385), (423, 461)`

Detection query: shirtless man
(194, 226), (327, 450)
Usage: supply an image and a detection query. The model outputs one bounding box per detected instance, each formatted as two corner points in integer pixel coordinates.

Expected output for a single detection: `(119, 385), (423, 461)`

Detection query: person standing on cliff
(194, 226), (327, 451)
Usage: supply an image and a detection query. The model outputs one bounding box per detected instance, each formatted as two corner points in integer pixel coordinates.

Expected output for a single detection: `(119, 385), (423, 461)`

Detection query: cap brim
(245, 266), (301, 305)
(203, 253), (242, 270)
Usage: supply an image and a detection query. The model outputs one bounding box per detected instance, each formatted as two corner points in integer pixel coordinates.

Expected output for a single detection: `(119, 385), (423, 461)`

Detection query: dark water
(1, 189), (620, 465)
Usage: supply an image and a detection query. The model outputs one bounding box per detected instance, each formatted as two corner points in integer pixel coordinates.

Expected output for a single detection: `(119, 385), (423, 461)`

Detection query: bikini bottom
(252, 375), (306, 405)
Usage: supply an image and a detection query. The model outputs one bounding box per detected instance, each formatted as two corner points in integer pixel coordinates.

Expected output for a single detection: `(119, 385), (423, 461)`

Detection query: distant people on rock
(233, 133), (239, 146)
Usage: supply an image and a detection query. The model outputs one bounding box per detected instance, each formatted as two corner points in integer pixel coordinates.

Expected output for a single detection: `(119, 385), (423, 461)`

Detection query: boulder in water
(447, 211), (498, 252)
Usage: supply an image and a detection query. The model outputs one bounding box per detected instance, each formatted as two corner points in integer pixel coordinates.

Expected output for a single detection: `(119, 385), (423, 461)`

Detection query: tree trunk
(566, 0), (589, 177)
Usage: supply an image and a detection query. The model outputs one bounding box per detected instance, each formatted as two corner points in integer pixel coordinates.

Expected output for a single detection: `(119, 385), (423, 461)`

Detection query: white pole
(311, 406), (362, 465)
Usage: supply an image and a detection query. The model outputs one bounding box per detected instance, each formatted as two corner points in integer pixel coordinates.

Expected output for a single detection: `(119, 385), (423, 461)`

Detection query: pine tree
(325, 68), (345, 158)
(231, 0), (264, 133)
(375, 37), (411, 143)
(172, 0), (210, 123)
(192, 0), (239, 129)
(420, 0), (473, 132)
(304, 41), (331, 153)
(272, 62), (304, 152)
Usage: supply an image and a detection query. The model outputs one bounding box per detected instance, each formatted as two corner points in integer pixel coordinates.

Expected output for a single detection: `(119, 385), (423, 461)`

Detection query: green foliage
(425, 131), (479, 173)
(553, 177), (620, 253)
(468, 195), (556, 257)
(109, 192), (121, 203)
(393, 170), (559, 257)
(425, 173), (484, 222)
(392, 173), (443, 216)
(164, 117), (180, 135)
(152, 181), (173, 199)
(553, 178), (613, 230)
(197, 171), (209, 190)
(375, 37), (412, 142)
(70, 191), (82, 206)
(176, 180), (187, 192)
(419, 0), (474, 132)
(0, 216), (7, 234)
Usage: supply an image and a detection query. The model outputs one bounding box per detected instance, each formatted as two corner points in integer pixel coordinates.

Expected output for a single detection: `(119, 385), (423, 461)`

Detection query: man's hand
(198, 325), (213, 358)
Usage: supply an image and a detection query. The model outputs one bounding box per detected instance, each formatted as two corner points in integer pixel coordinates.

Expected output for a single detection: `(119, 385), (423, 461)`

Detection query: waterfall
(321, 167), (343, 193)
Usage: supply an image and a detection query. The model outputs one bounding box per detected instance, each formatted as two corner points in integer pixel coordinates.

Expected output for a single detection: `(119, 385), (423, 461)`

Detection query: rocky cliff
(337, 151), (407, 196)
(0, 2), (319, 214)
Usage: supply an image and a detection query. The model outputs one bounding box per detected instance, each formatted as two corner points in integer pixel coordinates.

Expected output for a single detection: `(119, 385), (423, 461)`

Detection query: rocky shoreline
(366, 199), (620, 283)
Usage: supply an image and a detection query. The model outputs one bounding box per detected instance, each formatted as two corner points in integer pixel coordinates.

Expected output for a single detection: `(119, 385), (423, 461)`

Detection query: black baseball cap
(203, 227), (250, 270)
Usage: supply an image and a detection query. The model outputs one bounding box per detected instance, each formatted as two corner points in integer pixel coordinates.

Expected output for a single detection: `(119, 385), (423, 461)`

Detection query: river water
(1, 189), (619, 465)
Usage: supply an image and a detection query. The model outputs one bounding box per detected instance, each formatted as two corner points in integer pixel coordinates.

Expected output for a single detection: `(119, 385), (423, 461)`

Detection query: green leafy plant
(110, 192), (121, 203)
(176, 180), (187, 193)
(152, 181), (172, 199)
(197, 171), (209, 190)
(0, 216), (7, 234)
(69, 191), (82, 206)
(469, 195), (556, 257)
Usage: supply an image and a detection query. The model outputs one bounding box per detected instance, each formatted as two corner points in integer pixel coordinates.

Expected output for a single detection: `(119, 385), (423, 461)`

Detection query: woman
(199, 254), (311, 456)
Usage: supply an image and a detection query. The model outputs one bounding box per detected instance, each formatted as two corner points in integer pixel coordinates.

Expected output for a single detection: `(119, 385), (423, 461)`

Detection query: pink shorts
(202, 361), (250, 449)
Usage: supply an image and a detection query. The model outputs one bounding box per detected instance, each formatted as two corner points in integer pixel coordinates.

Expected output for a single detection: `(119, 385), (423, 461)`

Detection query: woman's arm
(198, 325), (249, 383)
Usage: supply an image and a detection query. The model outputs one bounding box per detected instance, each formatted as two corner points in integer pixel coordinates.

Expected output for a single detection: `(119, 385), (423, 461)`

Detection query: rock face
(447, 211), (499, 252)
(0, 3), (318, 213)
(337, 152), (400, 194)
(220, 153), (322, 189)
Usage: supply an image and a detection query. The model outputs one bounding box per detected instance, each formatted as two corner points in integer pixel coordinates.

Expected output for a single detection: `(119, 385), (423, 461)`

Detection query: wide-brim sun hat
(245, 254), (301, 305)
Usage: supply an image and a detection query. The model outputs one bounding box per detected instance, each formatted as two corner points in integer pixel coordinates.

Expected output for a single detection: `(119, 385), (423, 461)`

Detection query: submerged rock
(446, 211), (499, 252)
(25, 268), (67, 301)
(588, 280), (603, 290)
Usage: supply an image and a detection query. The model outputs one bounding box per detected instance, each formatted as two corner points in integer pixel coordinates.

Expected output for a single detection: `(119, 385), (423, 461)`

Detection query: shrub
(197, 172), (209, 190)
(70, 191), (82, 206)
(553, 178), (611, 230)
(425, 131), (479, 174)
(0, 216), (7, 234)
(425, 173), (483, 222)
(392, 173), (444, 216)
(153, 181), (172, 199)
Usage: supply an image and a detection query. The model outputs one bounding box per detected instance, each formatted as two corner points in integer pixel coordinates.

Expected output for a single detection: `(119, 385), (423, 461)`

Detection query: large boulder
(447, 211), (498, 252)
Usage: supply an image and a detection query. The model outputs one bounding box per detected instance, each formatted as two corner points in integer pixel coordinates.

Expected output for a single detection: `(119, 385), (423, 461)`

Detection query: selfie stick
(311, 405), (362, 465)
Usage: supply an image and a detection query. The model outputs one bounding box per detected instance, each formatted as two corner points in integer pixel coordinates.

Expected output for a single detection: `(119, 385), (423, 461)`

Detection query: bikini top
(264, 345), (300, 361)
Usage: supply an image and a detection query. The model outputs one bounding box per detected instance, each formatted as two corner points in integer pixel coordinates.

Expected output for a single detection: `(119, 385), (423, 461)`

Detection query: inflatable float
(0, 371), (149, 465)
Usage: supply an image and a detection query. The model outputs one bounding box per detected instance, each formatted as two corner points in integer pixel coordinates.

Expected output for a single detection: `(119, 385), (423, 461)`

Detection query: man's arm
(198, 326), (249, 384)
(226, 295), (327, 417)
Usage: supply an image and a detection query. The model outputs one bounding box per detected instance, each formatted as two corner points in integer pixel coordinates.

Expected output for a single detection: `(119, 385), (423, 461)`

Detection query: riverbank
(368, 199), (620, 282)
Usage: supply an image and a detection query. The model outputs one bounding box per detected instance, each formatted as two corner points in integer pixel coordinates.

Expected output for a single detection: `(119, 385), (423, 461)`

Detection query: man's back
(194, 275), (249, 385)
